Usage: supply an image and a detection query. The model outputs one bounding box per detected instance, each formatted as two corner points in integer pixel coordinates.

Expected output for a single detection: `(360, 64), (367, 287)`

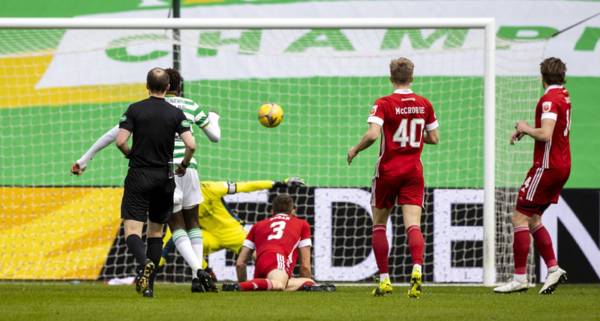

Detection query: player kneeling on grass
(222, 193), (334, 292)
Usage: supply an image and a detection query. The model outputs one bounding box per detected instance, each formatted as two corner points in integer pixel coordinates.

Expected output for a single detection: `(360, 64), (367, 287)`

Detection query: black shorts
(121, 167), (175, 224)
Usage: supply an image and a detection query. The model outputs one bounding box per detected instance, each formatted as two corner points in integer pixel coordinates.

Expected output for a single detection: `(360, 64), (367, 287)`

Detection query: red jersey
(368, 89), (438, 178)
(533, 85), (572, 169)
(243, 213), (312, 261)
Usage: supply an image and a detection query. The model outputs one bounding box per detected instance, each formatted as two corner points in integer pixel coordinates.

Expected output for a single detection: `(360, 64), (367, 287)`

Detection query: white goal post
(0, 17), (498, 286)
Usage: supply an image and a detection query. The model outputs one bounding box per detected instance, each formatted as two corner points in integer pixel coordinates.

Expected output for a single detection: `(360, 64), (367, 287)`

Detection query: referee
(115, 67), (196, 298)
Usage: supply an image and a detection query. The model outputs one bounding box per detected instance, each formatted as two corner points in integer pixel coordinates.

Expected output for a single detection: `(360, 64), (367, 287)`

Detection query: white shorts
(173, 168), (202, 213)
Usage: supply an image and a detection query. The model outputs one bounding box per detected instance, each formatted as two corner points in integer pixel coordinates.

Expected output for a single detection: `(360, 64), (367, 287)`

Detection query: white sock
(412, 264), (422, 274)
(513, 273), (527, 283)
(380, 273), (390, 280)
(188, 228), (204, 269)
(172, 229), (202, 273)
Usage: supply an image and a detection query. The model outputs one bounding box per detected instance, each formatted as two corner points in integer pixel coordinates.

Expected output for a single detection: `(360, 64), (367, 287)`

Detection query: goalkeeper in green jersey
(72, 68), (221, 292)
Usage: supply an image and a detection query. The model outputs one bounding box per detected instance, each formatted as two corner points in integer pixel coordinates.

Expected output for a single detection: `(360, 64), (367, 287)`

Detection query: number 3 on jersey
(267, 221), (286, 240)
(393, 118), (425, 148)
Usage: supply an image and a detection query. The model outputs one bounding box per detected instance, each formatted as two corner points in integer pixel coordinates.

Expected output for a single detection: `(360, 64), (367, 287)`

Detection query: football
(258, 103), (284, 128)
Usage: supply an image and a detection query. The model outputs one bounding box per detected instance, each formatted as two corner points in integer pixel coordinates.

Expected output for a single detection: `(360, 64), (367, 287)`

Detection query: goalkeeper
(160, 178), (306, 272)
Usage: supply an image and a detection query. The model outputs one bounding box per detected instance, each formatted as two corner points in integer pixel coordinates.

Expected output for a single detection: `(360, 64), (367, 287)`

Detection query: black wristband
(180, 161), (190, 168)
(272, 181), (286, 188)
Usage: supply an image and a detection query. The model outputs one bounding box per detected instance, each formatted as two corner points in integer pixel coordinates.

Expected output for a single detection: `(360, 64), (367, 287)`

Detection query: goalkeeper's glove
(273, 177), (305, 188)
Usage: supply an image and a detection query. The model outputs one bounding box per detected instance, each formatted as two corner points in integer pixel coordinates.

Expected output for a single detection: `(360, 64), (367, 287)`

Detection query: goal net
(0, 19), (545, 284)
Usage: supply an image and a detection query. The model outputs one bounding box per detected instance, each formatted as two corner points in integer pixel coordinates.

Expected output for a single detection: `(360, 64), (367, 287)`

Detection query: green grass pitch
(1, 283), (599, 321)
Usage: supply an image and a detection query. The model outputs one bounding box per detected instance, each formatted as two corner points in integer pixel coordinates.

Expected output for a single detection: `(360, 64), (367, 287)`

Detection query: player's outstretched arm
(200, 112), (221, 143)
(231, 178), (305, 194)
(423, 128), (440, 145)
(71, 125), (119, 175)
(515, 119), (556, 142)
(347, 123), (381, 165)
(235, 246), (253, 282)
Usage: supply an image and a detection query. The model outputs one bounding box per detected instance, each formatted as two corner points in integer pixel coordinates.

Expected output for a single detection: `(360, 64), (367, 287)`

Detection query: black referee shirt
(119, 96), (190, 168)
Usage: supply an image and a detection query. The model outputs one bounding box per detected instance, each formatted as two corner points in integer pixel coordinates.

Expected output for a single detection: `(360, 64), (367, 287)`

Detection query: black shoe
(135, 259), (155, 294)
(142, 288), (154, 298)
(191, 276), (205, 293)
(302, 283), (337, 292)
(197, 269), (218, 292)
(205, 267), (218, 284)
(323, 283), (337, 292)
(221, 283), (241, 292)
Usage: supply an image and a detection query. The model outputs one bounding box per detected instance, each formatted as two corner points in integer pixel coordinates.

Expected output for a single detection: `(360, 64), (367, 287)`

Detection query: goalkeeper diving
(160, 178), (306, 272)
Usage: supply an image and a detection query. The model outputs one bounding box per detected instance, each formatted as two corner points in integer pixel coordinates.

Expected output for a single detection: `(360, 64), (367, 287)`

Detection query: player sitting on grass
(494, 57), (571, 294)
(159, 178), (306, 274)
(72, 68), (221, 293)
(221, 193), (334, 292)
(347, 57), (439, 298)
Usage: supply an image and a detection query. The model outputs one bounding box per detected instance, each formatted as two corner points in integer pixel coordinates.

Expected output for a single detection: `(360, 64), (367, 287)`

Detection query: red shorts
(516, 166), (570, 217)
(253, 252), (292, 279)
(371, 173), (424, 209)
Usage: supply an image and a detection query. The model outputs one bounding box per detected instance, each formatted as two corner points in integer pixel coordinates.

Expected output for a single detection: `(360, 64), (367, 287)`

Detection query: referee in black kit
(115, 67), (196, 298)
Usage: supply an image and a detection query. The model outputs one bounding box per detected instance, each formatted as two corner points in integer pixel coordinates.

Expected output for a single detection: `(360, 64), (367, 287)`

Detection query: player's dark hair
(272, 193), (294, 214)
(165, 68), (183, 95)
(389, 57), (414, 85)
(146, 67), (170, 93)
(540, 57), (567, 85)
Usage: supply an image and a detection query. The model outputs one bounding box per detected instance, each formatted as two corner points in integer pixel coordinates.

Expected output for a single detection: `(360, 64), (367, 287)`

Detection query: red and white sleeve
(298, 220), (312, 248)
(367, 99), (386, 126)
(425, 100), (439, 131)
(540, 100), (558, 121)
(243, 226), (256, 250)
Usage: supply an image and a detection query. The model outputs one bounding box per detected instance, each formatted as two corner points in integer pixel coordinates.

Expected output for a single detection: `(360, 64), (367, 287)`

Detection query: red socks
(531, 225), (558, 269)
(513, 226), (530, 275)
(406, 225), (424, 265)
(239, 279), (272, 291)
(372, 224), (389, 274)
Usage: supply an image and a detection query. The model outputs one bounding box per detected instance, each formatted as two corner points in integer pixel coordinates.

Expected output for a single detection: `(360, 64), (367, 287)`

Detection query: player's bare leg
(168, 210), (205, 292)
(402, 204), (424, 298)
(183, 206), (216, 292)
(371, 207), (393, 296)
(529, 215), (567, 294)
(284, 277), (314, 291)
(494, 211), (530, 293)
(227, 269), (289, 292)
(266, 269), (289, 291)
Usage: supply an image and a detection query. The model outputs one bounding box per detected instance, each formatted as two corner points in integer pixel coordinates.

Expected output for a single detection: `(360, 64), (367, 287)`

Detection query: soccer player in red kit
(222, 194), (334, 292)
(494, 58), (571, 294)
(347, 58), (439, 298)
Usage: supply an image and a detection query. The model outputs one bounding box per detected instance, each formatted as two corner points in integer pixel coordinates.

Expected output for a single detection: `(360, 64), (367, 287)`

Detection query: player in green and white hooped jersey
(163, 68), (220, 292)
(71, 68), (221, 292)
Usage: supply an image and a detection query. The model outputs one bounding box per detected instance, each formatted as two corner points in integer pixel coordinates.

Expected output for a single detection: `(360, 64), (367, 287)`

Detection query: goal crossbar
(0, 17), (494, 30)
